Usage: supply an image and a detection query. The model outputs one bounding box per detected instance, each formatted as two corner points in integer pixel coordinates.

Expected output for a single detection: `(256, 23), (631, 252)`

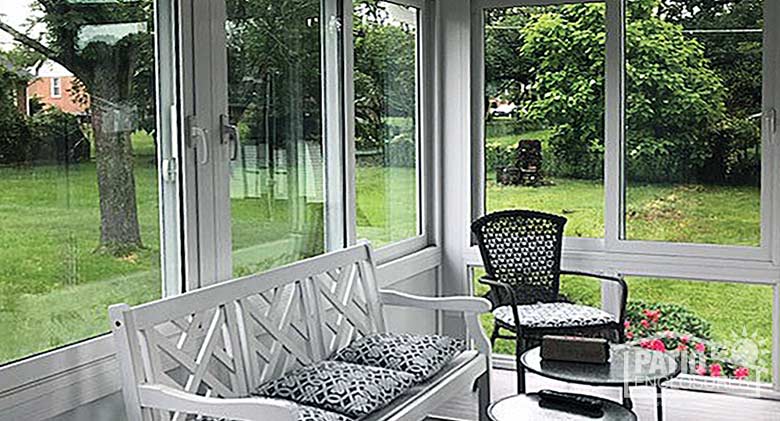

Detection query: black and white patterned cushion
(297, 404), (355, 421)
(330, 333), (465, 383)
(253, 361), (415, 419)
(493, 302), (616, 329)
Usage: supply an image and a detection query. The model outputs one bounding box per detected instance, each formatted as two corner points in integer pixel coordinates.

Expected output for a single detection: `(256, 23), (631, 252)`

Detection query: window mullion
(343, 0), (358, 246)
(604, 0), (624, 250)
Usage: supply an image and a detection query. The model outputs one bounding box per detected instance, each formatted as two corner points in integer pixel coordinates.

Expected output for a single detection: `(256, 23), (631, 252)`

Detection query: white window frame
(50, 77), (62, 98)
(470, 0), (780, 393)
(347, 0), (437, 264)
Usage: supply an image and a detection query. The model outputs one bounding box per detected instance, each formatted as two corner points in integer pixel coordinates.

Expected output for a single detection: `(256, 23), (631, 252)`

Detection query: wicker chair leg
(515, 334), (526, 394)
(490, 322), (500, 347)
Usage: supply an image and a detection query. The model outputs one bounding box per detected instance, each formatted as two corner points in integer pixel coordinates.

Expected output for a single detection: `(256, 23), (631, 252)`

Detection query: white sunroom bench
(110, 243), (492, 421)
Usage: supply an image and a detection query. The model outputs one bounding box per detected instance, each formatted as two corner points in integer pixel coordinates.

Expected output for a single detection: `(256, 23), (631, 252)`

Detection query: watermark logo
(625, 329), (769, 397)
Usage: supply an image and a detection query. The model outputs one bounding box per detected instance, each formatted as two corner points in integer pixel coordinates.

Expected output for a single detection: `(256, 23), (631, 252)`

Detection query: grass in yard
(356, 165), (418, 247)
(0, 126), (770, 376)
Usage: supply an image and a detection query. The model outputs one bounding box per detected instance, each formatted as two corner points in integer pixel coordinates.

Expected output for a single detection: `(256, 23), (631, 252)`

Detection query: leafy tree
(657, 0), (763, 183)
(353, 1), (417, 151)
(499, 0), (727, 181)
(0, 53), (35, 164)
(0, 0), (155, 254)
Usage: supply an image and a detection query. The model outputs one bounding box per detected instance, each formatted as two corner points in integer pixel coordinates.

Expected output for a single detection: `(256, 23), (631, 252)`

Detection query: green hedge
(0, 108), (89, 166)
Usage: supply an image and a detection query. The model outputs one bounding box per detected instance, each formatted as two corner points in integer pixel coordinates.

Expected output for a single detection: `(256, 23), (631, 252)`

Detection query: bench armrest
(138, 384), (297, 421)
(378, 289), (491, 313)
(378, 289), (492, 358)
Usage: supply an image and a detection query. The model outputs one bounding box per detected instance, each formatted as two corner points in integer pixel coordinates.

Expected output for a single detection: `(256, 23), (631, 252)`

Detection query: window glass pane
(0, 0), (160, 364)
(473, 268), (773, 385)
(625, 277), (772, 385)
(483, 3), (606, 239)
(227, 0), (327, 277)
(624, 0), (762, 246)
(354, 1), (420, 247)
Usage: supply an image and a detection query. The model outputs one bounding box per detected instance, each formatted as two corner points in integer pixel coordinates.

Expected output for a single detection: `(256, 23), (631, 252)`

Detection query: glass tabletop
(520, 345), (680, 387)
(489, 393), (637, 421)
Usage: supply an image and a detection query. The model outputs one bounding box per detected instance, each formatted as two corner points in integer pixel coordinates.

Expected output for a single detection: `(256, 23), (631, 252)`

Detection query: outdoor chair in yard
(471, 210), (628, 393)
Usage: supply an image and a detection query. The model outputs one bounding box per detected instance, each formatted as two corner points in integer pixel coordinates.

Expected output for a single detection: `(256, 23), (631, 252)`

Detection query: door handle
(186, 115), (209, 165)
(221, 114), (240, 160)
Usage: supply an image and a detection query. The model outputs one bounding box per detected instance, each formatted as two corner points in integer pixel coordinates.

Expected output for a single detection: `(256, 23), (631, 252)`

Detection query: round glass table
(520, 345), (680, 421)
(489, 393), (637, 421)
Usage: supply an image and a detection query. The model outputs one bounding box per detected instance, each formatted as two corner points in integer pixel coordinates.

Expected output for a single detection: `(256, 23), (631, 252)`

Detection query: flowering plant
(625, 301), (751, 380)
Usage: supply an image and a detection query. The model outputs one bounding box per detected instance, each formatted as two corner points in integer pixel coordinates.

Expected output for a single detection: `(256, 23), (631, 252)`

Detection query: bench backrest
(110, 243), (385, 420)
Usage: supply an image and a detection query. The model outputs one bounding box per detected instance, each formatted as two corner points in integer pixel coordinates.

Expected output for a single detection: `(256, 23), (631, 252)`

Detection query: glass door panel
(353, 1), (421, 247)
(224, 0), (329, 277)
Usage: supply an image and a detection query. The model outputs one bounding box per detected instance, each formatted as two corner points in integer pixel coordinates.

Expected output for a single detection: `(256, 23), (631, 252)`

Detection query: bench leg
(477, 372), (491, 421)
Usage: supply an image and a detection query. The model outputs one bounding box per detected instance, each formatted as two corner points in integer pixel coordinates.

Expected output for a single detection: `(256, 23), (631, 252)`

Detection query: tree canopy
(486, 0), (762, 183)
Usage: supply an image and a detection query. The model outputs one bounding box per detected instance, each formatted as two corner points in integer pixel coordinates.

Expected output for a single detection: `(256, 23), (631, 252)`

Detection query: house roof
(29, 60), (73, 78)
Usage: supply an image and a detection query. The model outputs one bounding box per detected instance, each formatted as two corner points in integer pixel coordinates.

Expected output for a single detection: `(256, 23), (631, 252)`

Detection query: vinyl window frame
(50, 77), (62, 98)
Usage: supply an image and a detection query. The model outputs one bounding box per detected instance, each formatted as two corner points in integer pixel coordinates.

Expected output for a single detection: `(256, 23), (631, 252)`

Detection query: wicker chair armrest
(560, 270), (628, 327)
(477, 276), (523, 330)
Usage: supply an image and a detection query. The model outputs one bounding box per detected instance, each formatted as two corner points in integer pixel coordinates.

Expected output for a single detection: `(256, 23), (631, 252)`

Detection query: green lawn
(0, 129), (772, 377)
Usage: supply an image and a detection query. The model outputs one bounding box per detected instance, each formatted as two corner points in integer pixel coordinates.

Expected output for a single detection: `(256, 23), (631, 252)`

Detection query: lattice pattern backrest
(472, 210), (567, 305)
(111, 243), (385, 420)
(302, 259), (386, 361)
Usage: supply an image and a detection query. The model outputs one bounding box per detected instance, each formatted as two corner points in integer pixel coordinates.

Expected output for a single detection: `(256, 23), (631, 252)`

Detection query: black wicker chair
(471, 210), (628, 393)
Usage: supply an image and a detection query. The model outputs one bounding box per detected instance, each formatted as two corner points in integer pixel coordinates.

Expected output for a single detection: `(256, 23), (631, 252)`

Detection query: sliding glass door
(223, 0), (331, 278)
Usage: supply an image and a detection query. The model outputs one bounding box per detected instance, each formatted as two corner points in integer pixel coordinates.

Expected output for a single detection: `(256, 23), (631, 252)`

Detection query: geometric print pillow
(297, 404), (356, 421)
(253, 361), (416, 419)
(329, 333), (466, 383)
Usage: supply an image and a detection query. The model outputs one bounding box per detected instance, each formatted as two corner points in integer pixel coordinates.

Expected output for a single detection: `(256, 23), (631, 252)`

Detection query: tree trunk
(92, 83), (143, 254)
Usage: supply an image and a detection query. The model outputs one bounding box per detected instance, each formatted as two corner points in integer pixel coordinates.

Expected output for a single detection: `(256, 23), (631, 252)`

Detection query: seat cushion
(493, 302), (616, 329)
(330, 333), (465, 383)
(297, 404), (356, 421)
(253, 361), (415, 419)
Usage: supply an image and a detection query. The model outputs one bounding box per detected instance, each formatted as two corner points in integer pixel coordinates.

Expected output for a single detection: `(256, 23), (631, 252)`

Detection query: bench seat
(110, 243), (492, 421)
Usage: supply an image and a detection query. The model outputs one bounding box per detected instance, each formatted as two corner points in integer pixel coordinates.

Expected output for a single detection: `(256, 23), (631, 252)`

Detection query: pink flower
(709, 364), (722, 377)
(694, 343), (706, 353)
(624, 320), (631, 328)
(650, 339), (667, 352)
(695, 364), (707, 376)
(639, 339), (651, 349)
(677, 344), (688, 351)
(664, 330), (674, 339)
(734, 367), (750, 380)
(641, 319), (651, 328)
(626, 331), (634, 340)
(680, 335), (690, 344)
(643, 309), (661, 323)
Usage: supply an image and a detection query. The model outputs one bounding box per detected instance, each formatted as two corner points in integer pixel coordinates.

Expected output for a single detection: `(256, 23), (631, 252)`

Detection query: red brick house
(26, 60), (88, 115)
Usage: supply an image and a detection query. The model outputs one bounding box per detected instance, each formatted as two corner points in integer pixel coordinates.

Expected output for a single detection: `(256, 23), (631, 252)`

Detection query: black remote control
(538, 389), (604, 417)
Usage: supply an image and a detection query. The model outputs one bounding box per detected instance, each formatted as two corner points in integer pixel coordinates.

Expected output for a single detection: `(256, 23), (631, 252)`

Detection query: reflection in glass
(0, 0), (160, 364)
(226, 0), (327, 276)
(354, 1), (420, 247)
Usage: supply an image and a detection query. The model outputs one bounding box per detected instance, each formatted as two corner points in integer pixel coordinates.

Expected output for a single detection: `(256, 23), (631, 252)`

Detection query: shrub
(0, 110), (35, 165)
(625, 300), (752, 380)
(29, 108), (90, 164)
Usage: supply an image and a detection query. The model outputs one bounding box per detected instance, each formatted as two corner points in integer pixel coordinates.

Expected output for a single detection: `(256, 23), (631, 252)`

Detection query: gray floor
(429, 369), (780, 421)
